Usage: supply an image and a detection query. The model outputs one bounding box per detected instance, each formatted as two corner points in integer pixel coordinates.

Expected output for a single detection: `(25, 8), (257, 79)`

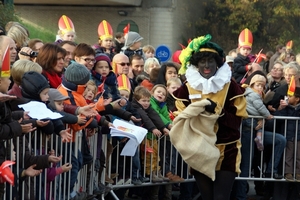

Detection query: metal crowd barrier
(3, 115), (300, 199)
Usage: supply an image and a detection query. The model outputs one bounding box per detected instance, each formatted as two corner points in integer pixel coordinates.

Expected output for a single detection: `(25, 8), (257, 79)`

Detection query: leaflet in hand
(18, 101), (63, 120)
(110, 119), (147, 156)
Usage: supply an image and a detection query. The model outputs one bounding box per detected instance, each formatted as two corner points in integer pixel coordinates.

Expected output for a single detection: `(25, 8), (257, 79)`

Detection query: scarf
(43, 70), (62, 88)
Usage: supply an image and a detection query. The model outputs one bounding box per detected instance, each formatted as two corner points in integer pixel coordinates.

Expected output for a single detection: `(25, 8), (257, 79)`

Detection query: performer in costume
(169, 34), (248, 200)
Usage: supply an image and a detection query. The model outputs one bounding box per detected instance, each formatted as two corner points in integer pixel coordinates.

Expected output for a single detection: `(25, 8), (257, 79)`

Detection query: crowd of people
(0, 15), (300, 200)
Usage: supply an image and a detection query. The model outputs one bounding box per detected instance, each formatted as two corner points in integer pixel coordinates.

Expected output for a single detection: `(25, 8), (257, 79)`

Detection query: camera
(20, 51), (38, 58)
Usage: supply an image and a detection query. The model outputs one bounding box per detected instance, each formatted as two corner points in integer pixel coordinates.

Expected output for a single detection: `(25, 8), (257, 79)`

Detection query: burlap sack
(169, 99), (220, 180)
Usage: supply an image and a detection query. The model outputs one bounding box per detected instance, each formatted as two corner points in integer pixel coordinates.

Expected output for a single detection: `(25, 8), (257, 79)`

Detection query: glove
(205, 98), (216, 113)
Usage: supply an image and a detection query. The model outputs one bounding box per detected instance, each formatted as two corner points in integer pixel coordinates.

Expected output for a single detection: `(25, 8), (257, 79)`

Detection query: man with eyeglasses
(265, 62), (300, 112)
(113, 53), (138, 100)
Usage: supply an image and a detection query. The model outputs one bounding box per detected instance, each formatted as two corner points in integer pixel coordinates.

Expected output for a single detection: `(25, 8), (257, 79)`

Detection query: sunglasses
(117, 62), (130, 66)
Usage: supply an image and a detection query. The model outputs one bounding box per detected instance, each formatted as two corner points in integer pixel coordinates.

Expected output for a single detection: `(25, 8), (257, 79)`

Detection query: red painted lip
(204, 70), (211, 73)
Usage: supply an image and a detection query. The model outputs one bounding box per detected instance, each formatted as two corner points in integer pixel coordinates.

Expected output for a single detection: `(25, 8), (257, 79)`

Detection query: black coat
(233, 53), (251, 83)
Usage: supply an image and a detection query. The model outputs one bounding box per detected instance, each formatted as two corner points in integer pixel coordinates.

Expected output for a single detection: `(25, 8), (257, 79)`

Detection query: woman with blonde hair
(7, 24), (29, 50)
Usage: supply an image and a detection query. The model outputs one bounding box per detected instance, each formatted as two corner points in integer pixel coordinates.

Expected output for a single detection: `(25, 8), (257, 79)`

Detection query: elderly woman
(264, 61), (300, 112)
(265, 61), (286, 92)
(169, 35), (248, 200)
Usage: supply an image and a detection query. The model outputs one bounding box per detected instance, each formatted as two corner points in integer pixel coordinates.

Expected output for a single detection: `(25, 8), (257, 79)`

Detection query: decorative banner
(123, 23), (130, 36)
(287, 75), (296, 96)
(117, 74), (131, 93)
(1, 45), (10, 78)
(0, 160), (15, 186)
(286, 40), (293, 50)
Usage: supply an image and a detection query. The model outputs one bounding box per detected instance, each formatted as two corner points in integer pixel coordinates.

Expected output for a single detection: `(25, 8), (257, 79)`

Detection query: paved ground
(117, 180), (262, 200)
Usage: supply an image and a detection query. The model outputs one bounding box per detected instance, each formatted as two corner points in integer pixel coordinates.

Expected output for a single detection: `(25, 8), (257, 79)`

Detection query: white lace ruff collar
(185, 63), (232, 94)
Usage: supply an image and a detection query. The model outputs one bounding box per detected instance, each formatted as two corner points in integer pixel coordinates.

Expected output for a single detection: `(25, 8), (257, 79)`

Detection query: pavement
(118, 180), (263, 200)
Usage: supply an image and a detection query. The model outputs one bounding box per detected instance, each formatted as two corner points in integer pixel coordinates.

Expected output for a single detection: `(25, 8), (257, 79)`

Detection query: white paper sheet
(18, 101), (63, 120)
(110, 119), (147, 156)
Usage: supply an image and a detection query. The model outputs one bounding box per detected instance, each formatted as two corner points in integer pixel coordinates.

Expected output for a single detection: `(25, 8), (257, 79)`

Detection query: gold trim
(199, 48), (218, 54)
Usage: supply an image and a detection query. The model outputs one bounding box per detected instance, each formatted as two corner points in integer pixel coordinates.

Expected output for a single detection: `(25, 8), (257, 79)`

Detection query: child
(114, 32), (125, 53)
(276, 87), (300, 181)
(91, 53), (121, 101)
(243, 74), (273, 151)
(21, 71), (72, 142)
(233, 28), (254, 83)
(150, 84), (184, 199)
(121, 31), (144, 59)
(142, 45), (155, 59)
(131, 86), (169, 183)
(56, 15), (76, 43)
(166, 77), (182, 111)
(155, 62), (178, 86)
(93, 20), (115, 60)
(0, 55), (35, 198)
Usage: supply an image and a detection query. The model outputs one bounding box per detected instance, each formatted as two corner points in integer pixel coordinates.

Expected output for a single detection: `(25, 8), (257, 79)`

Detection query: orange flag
(123, 23), (130, 36)
(0, 160), (15, 186)
(287, 75), (296, 96)
(1, 45), (10, 78)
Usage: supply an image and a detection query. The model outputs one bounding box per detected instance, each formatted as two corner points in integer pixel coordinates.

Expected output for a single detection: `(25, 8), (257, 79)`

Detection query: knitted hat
(94, 53), (112, 70)
(225, 56), (234, 64)
(48, 88), (69, 109)
(249, 74), (266, 87)
(21, 71), (50, 101)
(123, 31), (143, 49)
(64, 62), (90, 85)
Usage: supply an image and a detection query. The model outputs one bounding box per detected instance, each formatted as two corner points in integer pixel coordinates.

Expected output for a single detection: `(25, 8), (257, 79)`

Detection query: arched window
(117, 20), (139, 33)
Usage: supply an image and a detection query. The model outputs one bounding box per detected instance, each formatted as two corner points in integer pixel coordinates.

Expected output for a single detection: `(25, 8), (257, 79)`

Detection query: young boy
(142, 45), (155, 59)
(93, 20), (115, 60)
(276, 87), (300, 181)
(233, 28), (254, 83)
(131, 86), (169, 182)
(121, 31), (144, 59)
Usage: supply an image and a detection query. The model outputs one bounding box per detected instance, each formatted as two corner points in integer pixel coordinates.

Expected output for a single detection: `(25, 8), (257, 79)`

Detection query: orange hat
(58, 15), (75, 35)
(1, 45), (10, 78)
(98, 20), (113, 40)
(238, 28), (253, 49)
(117, 74), (131, 93)
(123, 23), (130, 36)
(286, 40), (293, 50)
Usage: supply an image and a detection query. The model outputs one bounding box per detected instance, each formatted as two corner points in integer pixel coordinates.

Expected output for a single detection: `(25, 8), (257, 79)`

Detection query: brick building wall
(15, 0), (204, 54)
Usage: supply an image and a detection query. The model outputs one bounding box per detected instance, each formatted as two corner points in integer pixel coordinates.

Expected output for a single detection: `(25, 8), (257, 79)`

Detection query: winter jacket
(244, 87), (270, 117)
(131, 99), (166, 140)
(274, 104), (300, 141)
(150, 97), (172, 127)
(233, 53), (251, 84)
(91, 70), (121, 101)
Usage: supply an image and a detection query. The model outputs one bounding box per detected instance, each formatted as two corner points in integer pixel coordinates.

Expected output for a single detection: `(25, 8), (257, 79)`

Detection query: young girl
(244, 74), (273, 151)
(91, 53), (121, 101)
(93, 20), (115, 61)
(155, 62), (178, 86)
(56, 15), (76, 43)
